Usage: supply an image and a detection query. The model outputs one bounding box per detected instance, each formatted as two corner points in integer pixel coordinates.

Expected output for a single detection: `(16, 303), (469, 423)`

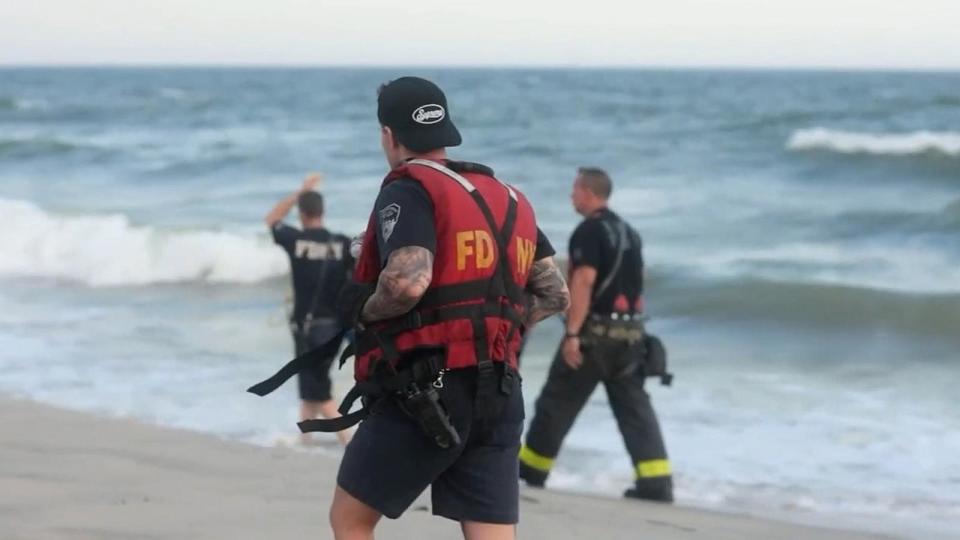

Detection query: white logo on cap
(412, 104), (445, 125)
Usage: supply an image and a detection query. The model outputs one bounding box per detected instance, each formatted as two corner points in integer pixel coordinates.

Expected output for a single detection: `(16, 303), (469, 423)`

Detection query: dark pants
(292, 318), (342, 402)
(520, 335), (673, 500)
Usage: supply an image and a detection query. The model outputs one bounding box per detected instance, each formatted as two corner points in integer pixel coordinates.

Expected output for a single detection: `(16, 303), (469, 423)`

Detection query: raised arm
(524, 256), (570, 325)
(360, 246), (434, 323)
(264, 173), (322, 227)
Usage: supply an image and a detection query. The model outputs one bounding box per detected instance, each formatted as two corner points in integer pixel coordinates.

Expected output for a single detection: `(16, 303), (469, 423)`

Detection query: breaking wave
(0, 198), (287, 287)
(787, 128), (960, 157)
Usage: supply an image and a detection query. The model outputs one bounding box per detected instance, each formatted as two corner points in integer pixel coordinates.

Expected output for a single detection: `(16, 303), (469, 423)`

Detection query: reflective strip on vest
(407, 158), (518, 201)
(407, 159), (476, 193)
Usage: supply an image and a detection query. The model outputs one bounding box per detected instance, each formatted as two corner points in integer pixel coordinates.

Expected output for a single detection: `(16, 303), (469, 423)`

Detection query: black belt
(247, 329), (346, 397)
(589, 312), (646, 322)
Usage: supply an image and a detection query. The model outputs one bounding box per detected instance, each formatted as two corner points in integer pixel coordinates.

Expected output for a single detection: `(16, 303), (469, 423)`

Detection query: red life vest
(352, 159), (538, 382)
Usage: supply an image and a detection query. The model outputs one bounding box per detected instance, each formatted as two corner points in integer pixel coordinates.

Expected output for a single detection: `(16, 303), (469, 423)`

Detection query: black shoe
(518, 461), (547, 488)
(624, 477), (674, 503)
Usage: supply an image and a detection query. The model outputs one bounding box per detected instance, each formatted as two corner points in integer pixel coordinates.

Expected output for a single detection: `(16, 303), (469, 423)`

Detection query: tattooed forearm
(361, 246), (434, 323)
(524, 257), (570, 324)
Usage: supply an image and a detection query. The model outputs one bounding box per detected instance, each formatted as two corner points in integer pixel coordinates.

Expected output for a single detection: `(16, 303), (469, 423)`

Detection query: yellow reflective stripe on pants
(635, 459), (671, 478)
(519, 445), (555, 472)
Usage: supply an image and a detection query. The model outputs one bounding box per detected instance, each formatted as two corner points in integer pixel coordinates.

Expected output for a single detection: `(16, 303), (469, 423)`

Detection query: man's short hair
(298, 191), (324, 218)
(577, 167), (613, 199)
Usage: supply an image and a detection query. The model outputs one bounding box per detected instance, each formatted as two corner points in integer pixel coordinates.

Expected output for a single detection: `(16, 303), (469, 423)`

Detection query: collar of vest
(394, 158), (495, 178)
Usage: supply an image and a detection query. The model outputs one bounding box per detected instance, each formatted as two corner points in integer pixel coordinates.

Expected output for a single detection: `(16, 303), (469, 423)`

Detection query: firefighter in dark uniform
(519, 167), (673, 503)
(265, 175), (354, 445)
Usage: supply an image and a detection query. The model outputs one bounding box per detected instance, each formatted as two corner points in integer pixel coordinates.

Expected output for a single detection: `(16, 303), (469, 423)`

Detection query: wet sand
(0, 396), (901, 540)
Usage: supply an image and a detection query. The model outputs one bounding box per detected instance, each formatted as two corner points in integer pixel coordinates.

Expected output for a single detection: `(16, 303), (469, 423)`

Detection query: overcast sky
(2, 0), (958, 69)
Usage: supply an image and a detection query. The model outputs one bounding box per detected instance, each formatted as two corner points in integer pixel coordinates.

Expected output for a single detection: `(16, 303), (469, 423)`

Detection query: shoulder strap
(247, 328), (347, 396)
(407, 159), (518, 201)
(301, 235), (346, 329)
(592, 219), (628, 303)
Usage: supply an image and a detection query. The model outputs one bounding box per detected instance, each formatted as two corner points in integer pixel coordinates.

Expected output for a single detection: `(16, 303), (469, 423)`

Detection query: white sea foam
(687, 241), (960, 294)
(159, 87), (190, 100)
(787, 128), (960, 157)
(0, 198), (288, 286)
(13, 98), (51, 111)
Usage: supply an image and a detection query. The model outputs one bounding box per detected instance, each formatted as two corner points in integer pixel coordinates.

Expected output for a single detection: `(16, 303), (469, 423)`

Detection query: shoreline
(1, 394), (902, 540)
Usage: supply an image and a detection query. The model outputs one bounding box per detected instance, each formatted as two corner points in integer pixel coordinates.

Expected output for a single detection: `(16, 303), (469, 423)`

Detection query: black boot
(624, 477), (673, 503)
(518, 461), (547, 488)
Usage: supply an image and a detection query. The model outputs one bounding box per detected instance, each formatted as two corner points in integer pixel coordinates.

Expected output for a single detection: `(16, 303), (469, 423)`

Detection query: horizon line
(1, 63), (959, 74)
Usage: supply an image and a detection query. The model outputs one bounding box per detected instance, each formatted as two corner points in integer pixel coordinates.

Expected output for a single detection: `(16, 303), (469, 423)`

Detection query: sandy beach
(0, 395), (902, 540)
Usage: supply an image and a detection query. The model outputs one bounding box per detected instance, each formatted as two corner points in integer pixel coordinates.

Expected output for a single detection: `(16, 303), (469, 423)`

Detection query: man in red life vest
(330, 77), (569, 540)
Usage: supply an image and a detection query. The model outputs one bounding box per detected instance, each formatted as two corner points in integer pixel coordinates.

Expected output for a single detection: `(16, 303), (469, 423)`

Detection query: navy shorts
(337, 366), (524, 524)
(293, 319), (342, 402)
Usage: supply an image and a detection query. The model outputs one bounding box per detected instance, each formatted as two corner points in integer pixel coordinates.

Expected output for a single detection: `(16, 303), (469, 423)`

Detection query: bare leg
(330, 486), (382, 540)
(461, 521), (515, 540)
(318, 399), (352, 445)
(299, 400), (323, 445)
(299, 400), (351, 445)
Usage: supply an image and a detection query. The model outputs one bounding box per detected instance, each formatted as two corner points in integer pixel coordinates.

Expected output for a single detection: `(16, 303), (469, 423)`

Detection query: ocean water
(1, 68), (958, 537)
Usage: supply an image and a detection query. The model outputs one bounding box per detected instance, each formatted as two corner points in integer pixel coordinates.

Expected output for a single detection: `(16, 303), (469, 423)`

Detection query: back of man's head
(377, 77), (462, 154)
(577, 167), (613, 200)
(298, 191), (324, 219)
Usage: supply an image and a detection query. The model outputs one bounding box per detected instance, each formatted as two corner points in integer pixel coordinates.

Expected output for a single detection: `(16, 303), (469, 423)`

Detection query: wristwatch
(564, 332), (580, 340)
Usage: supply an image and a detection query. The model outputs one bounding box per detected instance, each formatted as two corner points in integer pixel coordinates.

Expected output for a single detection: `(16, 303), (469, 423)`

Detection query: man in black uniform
(518, 167), (673, 503)
(265, 174), (354, 445)
(330, 77), (569, 540)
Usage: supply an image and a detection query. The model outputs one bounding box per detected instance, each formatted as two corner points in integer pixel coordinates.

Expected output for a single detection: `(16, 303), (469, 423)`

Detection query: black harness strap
(466, 188), (519, 419)
(297, 355), (445, 433)
(418, 279), (489, 308)
(349, 302), (524, 361)
(297, 382), (375, 433)
(247, 329), (346, 397)
(338, 342), (356, 369)
(299, 409), (369, 433)
(295, 242), (335, 334)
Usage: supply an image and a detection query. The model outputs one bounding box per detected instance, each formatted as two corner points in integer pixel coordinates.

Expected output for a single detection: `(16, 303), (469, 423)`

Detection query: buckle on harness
(433, 369), (446, 389)
(401, 310), (423, 330)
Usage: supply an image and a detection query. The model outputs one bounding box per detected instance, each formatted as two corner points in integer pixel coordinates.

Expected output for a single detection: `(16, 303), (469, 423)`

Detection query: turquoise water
(1, 68), (958, 536)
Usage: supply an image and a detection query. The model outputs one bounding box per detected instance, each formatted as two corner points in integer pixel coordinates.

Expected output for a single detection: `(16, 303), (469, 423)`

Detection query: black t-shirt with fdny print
(271, 224), (354, 323)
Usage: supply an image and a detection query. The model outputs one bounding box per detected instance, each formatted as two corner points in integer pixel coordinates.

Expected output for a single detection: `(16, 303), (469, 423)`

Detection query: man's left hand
(562, 336), (583, 369)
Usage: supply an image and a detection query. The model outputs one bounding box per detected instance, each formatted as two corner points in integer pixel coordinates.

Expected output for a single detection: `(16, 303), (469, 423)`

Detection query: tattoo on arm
(524, 257), (570, 324)
(361, 247), (434, 323)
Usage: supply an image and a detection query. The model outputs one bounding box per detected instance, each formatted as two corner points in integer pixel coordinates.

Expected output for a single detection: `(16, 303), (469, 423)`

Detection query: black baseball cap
(377, 77), (462, 153)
